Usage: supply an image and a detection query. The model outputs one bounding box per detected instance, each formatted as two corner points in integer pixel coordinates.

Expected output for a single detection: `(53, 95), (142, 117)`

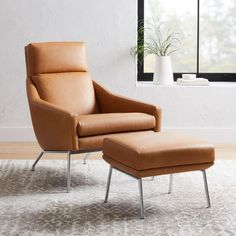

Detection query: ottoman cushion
(103, 132), (215, 171)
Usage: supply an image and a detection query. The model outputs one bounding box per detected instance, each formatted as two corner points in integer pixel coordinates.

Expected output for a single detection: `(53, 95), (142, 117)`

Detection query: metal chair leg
(168, 174), (173, 194)
(83, 153), (90, 165)
(104, 166), (113, 203)
(67, 151), (71, 193)
(138, 178), (144, 219)
(31, 151), (44, 171)
(202, 170), (211, 208)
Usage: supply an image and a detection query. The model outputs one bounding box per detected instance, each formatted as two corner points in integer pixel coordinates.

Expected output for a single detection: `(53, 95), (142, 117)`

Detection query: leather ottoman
(102, 132), (215, 219)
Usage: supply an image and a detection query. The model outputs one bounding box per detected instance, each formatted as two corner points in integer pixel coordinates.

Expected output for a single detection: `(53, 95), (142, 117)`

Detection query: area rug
(0, 159), (236, 236)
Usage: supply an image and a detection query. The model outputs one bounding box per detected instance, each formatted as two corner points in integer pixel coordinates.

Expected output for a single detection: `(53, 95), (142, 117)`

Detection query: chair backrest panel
(25, 42), (98, 115)
(31, 72), (98, 115)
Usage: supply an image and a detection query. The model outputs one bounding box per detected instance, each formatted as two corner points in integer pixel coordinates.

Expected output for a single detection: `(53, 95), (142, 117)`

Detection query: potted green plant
(131, 22), (180, 85)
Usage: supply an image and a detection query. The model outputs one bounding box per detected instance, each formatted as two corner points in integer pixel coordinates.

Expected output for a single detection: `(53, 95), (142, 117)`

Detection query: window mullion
(197, 0), (200, 74)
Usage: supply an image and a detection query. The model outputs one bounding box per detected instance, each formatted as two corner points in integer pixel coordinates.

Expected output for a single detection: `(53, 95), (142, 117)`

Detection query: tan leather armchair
(25, 42), (162, 192)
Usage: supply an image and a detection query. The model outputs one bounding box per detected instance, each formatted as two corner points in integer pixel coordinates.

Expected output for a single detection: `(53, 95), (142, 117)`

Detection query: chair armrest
(93, 81), (162, 132)
(29, 99), (79, 151)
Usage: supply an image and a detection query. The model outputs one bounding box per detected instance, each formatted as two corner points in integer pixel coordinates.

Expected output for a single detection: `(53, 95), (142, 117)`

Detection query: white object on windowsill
(182, 74), (196, 79)
(153, 56), (174, 85)
(177, 78), (210, 86)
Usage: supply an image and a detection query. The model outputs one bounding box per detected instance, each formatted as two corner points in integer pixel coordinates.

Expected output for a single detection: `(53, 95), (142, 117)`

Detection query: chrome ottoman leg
(138, 178), (144, 219)
(202, 170), (211, 208)
(104, 165), (113, 203)
(168, 174), (173, 194)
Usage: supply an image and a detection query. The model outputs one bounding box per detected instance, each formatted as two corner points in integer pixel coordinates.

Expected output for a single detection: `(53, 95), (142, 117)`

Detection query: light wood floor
(0, 142), (235, 160)
(0, 142), (99, 160)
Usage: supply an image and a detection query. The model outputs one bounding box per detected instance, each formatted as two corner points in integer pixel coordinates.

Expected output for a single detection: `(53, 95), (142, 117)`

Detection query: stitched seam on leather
(103, 154), (140, 171)
(103, 155), (214, 172)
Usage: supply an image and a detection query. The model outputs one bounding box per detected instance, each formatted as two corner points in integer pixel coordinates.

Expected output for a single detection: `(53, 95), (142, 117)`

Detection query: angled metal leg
(138, 178), (144, 219)
(104, 166), (113, 203)
(202, 170), (211, 208)
(67, 151), (71, 193)
(83, 153), (90, 165)
(168, 174), (173, 194)
(31, 151), (44, 171)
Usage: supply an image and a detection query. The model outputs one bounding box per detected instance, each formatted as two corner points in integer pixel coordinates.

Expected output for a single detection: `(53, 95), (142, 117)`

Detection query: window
(138, 0), (236, 82)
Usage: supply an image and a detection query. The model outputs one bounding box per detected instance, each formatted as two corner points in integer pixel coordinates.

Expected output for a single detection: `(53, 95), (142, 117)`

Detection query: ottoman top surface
(103, 132), (215, 171)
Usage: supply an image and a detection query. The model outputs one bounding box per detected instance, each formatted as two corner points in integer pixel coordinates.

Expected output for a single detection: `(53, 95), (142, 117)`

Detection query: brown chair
(25, 42), (161, 192)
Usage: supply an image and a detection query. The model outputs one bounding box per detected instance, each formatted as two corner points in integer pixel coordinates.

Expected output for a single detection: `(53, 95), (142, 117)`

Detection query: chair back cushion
(25, 42), (98, 115)
(31, 72), (98, 115)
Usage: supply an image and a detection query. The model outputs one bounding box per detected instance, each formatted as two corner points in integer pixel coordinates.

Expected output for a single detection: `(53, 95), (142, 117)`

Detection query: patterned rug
(0, 159), (236, 236)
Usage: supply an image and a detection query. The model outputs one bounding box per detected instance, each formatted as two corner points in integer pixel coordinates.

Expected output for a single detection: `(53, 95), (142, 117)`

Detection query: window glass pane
(200, 0), (236, 73)
(144, 0), (197, 73)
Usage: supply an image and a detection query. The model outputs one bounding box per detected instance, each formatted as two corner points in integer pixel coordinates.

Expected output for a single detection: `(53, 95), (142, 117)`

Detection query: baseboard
(0, 127), (236, 143)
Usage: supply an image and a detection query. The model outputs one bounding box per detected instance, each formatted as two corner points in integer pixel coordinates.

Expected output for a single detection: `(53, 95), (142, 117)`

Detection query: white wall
(0, 0), (236, 142)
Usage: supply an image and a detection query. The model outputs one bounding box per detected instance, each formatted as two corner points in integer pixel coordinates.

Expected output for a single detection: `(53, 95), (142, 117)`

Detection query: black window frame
(137, 0), (236, 82)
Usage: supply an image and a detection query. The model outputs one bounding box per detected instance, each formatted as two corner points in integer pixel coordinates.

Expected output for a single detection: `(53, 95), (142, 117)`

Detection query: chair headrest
(25, 42), (88, 76)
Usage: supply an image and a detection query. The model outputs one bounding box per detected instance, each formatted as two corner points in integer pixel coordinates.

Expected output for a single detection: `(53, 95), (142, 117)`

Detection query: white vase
(153, 56), (174, 85)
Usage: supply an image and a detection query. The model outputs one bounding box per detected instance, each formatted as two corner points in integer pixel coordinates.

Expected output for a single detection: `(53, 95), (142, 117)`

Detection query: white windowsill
(136, 81), (236, 88)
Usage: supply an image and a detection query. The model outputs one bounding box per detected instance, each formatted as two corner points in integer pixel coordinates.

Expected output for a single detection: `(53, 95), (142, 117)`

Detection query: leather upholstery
(31, 72), (98, 115)
(25, 42), (162, 151)
(93, 81), (162, 132)
(78, 131), (154, 150)
(26, 78), (79, 151)
(25, 42), (88, 76)
(103, 155), (214, 178)
(103, 132), (215, 171)
(77, 113), (155, 137)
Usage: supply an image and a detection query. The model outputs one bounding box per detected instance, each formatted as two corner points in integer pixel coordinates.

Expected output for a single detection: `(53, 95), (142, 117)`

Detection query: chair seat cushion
(103, 132), (215, 171)
(77, 113), (155, 137)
